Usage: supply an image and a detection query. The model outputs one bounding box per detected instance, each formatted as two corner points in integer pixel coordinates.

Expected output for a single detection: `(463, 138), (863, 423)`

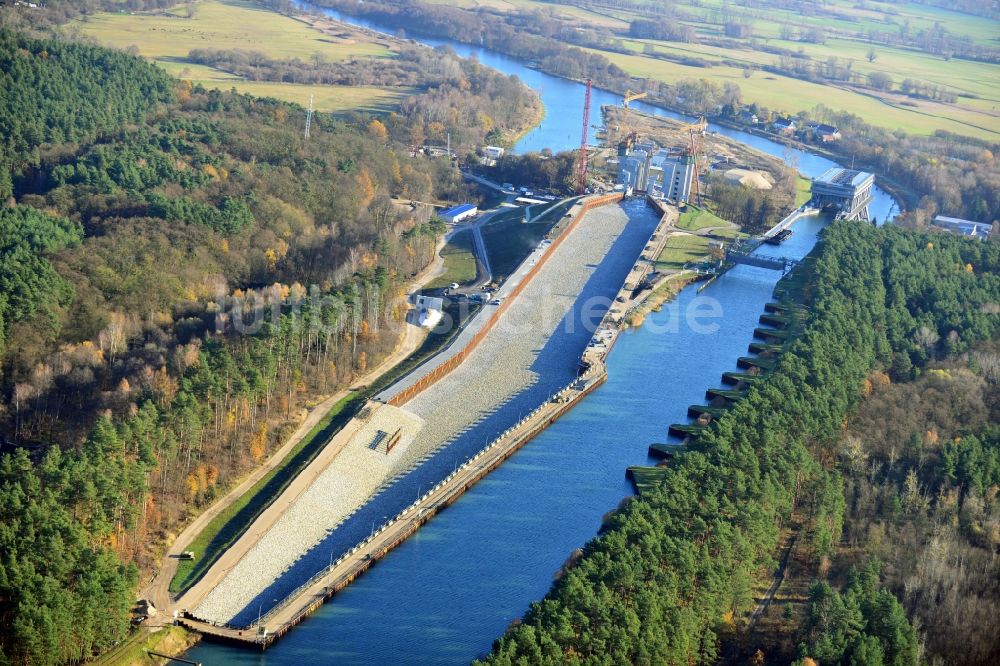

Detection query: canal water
(186, 7), (897, 664)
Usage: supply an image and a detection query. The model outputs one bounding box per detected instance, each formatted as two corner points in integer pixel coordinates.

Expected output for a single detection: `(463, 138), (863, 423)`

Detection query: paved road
(461, 170), (507, 193)
(143, 241), (447, 618)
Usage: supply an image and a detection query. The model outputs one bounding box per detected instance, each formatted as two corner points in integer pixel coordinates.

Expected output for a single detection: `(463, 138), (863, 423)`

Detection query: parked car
(449, 282), (460, 289)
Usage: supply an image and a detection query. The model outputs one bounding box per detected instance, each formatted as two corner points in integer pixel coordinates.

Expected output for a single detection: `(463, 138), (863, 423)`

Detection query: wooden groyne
(754, 327), (790, 341)
(722, 371), (762, 386)
(748, 341), (783, 354)
(687, 404), (729, 419)
(665, 302), (792, 447)
(737, 355), (776, 371)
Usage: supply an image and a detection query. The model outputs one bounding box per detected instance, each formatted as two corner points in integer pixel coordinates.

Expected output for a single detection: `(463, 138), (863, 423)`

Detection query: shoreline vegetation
(0, 8), (544, 660)
(480, 220), (1000, 666)
(313, 0), (999, 228)
(625, 273), (697, 328)
(507, 99), (546, 148)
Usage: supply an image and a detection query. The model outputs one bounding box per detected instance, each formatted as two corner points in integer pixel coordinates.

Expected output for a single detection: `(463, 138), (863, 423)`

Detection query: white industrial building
(933, 215), (994, 240)
(438, 203), (478, 224)
(656, 153), (696, 202)
(617, 151), (649, 194)
(413, 295), (445, 329)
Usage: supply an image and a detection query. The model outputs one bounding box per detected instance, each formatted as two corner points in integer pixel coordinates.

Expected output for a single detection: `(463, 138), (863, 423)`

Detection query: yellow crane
(680, 115), (707, 134)
(617, 90), (649, 152)
(622, 90), (648, 108)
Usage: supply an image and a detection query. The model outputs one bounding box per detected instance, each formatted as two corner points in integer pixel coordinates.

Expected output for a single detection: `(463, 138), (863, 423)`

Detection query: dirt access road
(142, 241), (446, 618)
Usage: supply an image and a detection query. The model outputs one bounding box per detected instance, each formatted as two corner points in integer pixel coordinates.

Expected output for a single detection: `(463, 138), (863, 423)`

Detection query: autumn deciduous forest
(0, 26), (538, 663)
(1, 0), (998, 663)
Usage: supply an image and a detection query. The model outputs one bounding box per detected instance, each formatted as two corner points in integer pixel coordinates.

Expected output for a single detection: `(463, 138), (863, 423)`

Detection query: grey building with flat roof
(811, 168), (874, 220)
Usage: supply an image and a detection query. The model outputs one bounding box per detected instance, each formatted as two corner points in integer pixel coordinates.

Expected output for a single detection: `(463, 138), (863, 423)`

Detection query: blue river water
(186, 8), (897, 664)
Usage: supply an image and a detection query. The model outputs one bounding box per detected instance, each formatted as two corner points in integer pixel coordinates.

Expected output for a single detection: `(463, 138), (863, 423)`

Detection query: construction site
(600, 104), (793, 201)
(162, 81), (826, 652)
(173, 189), (665, 636)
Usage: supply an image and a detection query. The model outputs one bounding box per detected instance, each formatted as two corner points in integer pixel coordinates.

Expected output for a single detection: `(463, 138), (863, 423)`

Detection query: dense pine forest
(1, 2), (998, 665)
(480, 223), (1000, 665)
(0, 24), (538, 664)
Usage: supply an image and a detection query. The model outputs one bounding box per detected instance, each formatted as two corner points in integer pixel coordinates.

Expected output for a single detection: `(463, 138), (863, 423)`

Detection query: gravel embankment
(193, 404), (424, 622)
(194, 203), (651, 624)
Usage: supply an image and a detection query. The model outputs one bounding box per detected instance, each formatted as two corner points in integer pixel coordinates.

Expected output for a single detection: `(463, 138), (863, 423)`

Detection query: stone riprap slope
(193, 201), (659, 624)
(192, 404), (424, 622)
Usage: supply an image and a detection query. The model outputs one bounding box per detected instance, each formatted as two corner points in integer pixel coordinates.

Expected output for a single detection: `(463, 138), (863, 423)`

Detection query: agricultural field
(74, 0), (404, 112)
(610, 0), (999, 48)
(591, 47), (998, 139)
(530, 0), (1000, 138)
(422, 0), (629, 28)
(618, 36), (1000, 110)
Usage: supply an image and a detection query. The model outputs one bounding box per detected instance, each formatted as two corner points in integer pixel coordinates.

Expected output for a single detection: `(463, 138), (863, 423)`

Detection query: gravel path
(193, 202), (655, 624)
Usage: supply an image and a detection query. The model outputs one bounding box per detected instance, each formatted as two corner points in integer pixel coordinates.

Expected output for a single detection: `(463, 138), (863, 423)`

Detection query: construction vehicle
(617, 130), (638, 157)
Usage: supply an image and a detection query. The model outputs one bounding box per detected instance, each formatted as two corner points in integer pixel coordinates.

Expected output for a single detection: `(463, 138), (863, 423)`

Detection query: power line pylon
(304, 94), (314, 141)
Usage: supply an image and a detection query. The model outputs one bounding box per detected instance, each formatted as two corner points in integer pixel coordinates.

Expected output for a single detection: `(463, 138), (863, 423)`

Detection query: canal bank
(183, 192), (634, 628)
(186, 6), (899, 663)
(180, 364), (608, 650)
(186, 206), (842, 665)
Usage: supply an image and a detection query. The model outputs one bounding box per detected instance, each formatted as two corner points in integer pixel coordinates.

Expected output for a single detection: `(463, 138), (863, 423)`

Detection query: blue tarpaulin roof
(440, 204), (477, 217)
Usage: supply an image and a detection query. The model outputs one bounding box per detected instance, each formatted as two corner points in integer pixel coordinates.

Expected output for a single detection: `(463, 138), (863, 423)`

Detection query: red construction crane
(682, 116), (707, 206)
(576, 78), (592, 195)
